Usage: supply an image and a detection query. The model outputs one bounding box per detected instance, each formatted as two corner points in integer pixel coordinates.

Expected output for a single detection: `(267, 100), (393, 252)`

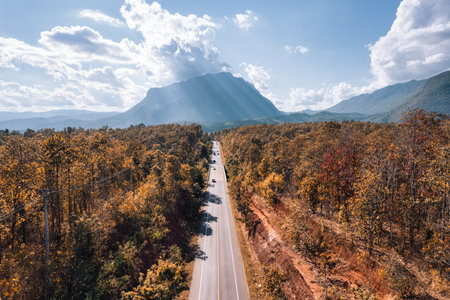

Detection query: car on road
(212, 178), (216, 182)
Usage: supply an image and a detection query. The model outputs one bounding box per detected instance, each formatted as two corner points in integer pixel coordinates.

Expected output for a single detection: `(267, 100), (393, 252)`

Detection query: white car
(212, 178), (216, 183)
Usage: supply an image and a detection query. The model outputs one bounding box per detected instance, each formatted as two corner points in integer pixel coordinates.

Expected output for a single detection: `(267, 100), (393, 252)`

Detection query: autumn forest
(218, 110), (449, 299)
(0, 124), (210, 299)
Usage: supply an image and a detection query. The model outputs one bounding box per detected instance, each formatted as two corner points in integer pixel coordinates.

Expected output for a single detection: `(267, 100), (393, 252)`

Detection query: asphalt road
(189, 141), (250, 300)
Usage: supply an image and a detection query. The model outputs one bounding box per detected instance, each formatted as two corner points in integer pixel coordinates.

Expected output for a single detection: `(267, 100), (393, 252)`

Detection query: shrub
(263, 265), (287, 300)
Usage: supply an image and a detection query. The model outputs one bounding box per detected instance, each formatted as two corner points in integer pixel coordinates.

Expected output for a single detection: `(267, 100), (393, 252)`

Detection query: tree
(121, 254), (186, 300)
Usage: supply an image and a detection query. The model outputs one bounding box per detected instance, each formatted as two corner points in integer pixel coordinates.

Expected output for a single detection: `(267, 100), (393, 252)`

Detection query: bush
(352, 282), (378, 300)
(121, 247), (186, 300)
(264, 265), (287, 300)
(283, 215), (324, 259)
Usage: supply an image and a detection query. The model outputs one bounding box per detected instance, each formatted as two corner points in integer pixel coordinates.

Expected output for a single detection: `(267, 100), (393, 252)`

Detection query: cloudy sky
(0, 0), (449, 112)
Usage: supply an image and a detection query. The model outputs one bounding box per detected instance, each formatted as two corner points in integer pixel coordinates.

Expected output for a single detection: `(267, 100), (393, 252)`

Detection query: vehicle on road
(212, 178), (216, 182)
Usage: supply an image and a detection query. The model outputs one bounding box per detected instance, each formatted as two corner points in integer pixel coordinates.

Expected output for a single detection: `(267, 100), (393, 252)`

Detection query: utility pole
(43, 190), (50, 300)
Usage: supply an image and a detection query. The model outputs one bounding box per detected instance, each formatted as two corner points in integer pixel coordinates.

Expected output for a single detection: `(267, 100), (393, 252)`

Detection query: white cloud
(276, 0), (450, 112)
(0, 1), (229, 111)
(79, 9), (124, 27)
(369, 0), (450, 86)
(120, 0), (228, 81)
(240, 62), (372, 112)
(280, 83), (370, 112)
(240, 62), (359, 111)
(233, 10), (258, 30)
(240, 63), (275, 98)
(284, 44), (309, 54)
(38, 26), (132, 63)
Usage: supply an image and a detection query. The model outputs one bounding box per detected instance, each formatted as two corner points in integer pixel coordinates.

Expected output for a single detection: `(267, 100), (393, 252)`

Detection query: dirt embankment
(243, 195), (449, 299)
(246, 197), (320, 299)
(245, 195), (390, 299)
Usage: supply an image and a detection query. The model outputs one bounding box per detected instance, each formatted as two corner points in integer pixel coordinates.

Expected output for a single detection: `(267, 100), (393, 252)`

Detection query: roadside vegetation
(218, 110), (449, 299)
(0, 124), (211, 299)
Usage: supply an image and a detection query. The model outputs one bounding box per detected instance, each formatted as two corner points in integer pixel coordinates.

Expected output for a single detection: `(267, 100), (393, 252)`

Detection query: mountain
(0, 110), (118, 131)
(327, 79), (426, 115)
(327, 71), (450, 118)
(383, 70), (450, 121)
(0, 73), (281, 131)
(101, 72), (282, 127)
(0, 110), (118, 122)
(0, 71), (448, 132)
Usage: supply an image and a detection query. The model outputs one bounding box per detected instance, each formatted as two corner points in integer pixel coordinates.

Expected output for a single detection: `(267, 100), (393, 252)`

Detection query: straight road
(189, 141), (250, 300)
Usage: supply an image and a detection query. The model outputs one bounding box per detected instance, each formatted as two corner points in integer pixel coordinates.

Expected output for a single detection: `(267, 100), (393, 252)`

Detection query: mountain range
(0, 70), (448, 132)
(327, 70), (450, 121)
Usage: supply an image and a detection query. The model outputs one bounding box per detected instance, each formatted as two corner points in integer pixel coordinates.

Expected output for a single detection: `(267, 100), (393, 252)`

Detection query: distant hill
(381, 70), (450, 122)
(327, 79), (426, 115)
(0, 110), (118, 131)
(100, 72), (282, 127)
(327, 71), (450, 118)
(201, 111), (367, 132)
(0, 110), (118, 122)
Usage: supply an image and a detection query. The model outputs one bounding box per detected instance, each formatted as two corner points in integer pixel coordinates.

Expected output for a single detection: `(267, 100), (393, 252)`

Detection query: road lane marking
(220, 155), (240, 300)
(216, 179), (220, 300)
(219, 142), (251, 299)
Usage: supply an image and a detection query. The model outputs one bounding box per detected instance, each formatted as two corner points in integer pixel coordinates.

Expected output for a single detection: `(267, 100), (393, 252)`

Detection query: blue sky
(0, 0), (449, 112)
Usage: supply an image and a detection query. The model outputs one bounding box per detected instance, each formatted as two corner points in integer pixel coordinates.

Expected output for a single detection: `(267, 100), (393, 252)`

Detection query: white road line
(221, 155), (240, 299)
(218, 142), (251, 299)
(216, 181), (220, 300)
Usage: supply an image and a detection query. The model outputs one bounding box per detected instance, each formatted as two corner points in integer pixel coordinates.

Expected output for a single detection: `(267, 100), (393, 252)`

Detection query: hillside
(101, 72), (282, 127)
(382, 70), (450, 121)
(327, 79), (426, 115)
(328, 71), (450, 118)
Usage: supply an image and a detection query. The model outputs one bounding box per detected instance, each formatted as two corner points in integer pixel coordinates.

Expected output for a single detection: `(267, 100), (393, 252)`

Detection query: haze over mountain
(0, 110), (118, 131)
(0, 110), (117, 122)
(383, 70), (450, 121)
(101, 72), (282, 128)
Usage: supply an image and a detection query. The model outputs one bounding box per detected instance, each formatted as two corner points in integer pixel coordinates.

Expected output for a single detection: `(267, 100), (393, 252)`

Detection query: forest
(0, 124), (211, 299)
(218, 110), (449, 299)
